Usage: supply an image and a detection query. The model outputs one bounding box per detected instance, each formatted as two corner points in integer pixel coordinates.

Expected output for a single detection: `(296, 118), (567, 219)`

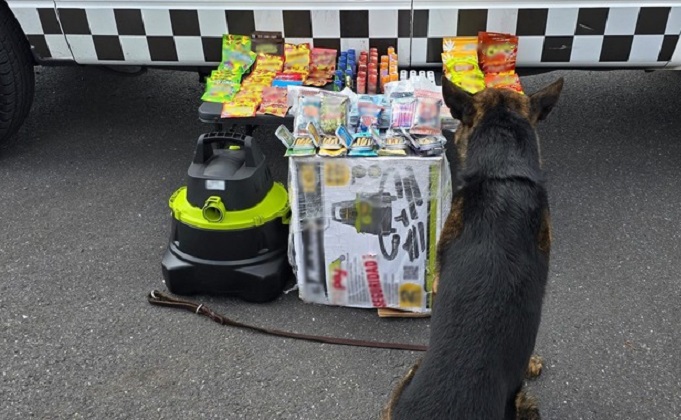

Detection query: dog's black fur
(387, 78), (562, 420)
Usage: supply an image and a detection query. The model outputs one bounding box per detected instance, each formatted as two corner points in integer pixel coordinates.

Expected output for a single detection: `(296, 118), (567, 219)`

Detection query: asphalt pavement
(1, 66), (680, 420)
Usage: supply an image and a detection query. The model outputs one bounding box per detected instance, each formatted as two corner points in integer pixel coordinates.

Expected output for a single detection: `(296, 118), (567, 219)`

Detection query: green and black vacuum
(161, 131), (291, 302)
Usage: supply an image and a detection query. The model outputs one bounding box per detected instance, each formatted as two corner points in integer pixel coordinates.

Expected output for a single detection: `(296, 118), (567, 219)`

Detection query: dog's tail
(515, 390), (541, 420)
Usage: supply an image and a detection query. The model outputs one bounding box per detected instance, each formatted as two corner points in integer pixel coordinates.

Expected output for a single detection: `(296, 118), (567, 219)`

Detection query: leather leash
(148, 290), (428, 352)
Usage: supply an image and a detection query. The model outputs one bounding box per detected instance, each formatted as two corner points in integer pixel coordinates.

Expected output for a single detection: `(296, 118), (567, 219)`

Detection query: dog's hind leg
(525, 354), (543, 379)
(515, 389), (541, 420)
(381, 360), (421, 420)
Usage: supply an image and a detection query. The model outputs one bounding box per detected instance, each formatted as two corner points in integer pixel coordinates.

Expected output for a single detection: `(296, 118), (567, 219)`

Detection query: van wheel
(0, 3), (35, 149)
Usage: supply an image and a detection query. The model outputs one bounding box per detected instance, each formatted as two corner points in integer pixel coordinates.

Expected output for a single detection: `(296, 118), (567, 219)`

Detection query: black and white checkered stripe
(413, 6), (681, 66)
(8, 4), (681, 67)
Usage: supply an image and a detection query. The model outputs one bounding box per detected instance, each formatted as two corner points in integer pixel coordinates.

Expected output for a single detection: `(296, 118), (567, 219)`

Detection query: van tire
(0, 2), (35, 149)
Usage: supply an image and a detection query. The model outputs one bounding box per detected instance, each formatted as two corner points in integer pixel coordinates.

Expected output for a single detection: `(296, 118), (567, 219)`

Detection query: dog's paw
(525, 355), (543, 379)
(515, 390), (541, 420)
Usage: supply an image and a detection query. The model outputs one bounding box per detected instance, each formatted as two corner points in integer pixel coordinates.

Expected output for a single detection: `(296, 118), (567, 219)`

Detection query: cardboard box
(288, 155), (452, 314)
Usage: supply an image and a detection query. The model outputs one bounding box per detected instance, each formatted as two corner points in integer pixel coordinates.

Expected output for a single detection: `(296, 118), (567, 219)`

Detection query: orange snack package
(478, 32), (518, 74)
(442, 36), (478, 62)
(484, 73), (524, 93)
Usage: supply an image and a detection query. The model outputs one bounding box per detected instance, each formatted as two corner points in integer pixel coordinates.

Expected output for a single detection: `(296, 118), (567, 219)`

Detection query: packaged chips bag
(478, 32), (518, 74)
(485, 73), (524, 93)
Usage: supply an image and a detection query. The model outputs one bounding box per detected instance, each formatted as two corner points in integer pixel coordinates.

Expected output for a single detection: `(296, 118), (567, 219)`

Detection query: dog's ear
(442, 76), (474, 124)
(530, 78), (564, 121)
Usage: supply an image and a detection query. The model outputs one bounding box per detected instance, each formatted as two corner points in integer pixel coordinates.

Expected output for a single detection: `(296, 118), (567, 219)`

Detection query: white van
(2, 1), (680, 146)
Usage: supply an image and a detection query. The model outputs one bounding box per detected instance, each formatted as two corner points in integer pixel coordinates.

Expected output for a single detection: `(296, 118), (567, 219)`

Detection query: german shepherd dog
(383, 76), (564, 420)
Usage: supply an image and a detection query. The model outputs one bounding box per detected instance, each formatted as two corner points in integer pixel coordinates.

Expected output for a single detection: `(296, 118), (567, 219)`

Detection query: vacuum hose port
(202, 196), (226, 223)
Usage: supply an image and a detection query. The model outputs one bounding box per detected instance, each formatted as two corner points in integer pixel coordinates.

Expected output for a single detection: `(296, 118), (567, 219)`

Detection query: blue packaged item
(272, 79), (303, 87)
(348, 132), (377, 157)
(335, 125), (354, 148)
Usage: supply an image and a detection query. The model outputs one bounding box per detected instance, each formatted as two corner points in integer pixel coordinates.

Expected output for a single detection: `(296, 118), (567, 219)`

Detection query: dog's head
(442, 77), (564, 165)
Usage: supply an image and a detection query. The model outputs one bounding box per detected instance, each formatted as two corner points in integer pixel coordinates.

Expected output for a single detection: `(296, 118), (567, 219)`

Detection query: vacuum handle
(193, 131), (263, 168)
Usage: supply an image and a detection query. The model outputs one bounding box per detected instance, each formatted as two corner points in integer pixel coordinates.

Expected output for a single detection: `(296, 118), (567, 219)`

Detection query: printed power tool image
(330, 166), (426, 262)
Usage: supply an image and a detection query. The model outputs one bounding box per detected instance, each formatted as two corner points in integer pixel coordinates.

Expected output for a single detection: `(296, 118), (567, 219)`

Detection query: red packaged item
(484, 73), (524, 93)
(306, 48), (336, 86)
(257, 86), (289, 117)
(478, 32), (518, 74)
(309, 48), (336, 73)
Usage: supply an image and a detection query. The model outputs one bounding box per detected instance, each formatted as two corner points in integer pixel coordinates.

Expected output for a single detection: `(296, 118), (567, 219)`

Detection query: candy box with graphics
(288, 156), (452, 314)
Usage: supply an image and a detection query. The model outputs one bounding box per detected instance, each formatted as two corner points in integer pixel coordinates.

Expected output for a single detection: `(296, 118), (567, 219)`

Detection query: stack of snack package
(442, 32), (522, 94)
(276, 78), (446, 158)
(201, 35), (256, 105)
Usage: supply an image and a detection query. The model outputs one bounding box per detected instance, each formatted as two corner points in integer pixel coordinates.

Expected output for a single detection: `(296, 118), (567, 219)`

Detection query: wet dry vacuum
(162, 132), (291, 302)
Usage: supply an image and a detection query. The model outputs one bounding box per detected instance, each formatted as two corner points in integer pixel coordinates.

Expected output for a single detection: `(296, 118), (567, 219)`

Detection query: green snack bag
(201, 78), (239, 103)
(220, 34), (256, 74)
(210, 70), (242, 83)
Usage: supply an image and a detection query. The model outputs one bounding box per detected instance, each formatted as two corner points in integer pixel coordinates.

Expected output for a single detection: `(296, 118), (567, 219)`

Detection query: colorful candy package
(319, 96), (349, 135)
(390, 96), (417, 130)
(443, 54), (481, 74)
(220, 35), (256, 74)
(356, 99), (383, 133)
(478, 32), (518, 74)
(257, 87), (289, 117)
(293, 95), (322, 136)
(251, 31), (284, 55)
(255, 53), (284, 73)
(376, 131), (408, 156)
(201, 78), (240, 103)
(484, 73), (524, 93)
(305, 48), (337, 86)
(441, 36), (478, 62)
(446, 71), (486, 94)
(220, 100), (258, 118)
(402, 128), (446, 156)
(284, 43), (311, 73)
(275, 125), (316, 156)
(411, 95), (443, 135)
